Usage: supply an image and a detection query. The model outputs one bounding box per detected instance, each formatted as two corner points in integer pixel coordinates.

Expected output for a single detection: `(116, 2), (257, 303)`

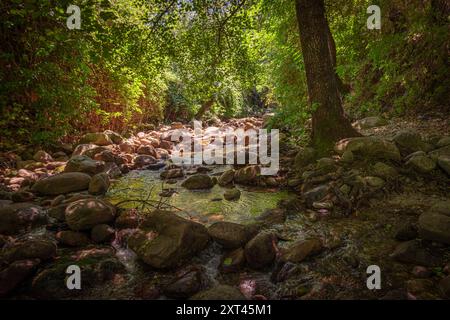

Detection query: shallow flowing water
(106, 166), (294, 225)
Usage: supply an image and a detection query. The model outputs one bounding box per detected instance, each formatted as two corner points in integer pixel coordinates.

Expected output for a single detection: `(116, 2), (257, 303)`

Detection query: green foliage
(329, 0), (450, 116)
(258, 0), (449, 136)
(1, 0), (448, 150)
(256, 0), (310, 136)
(0, 0), (170, 148)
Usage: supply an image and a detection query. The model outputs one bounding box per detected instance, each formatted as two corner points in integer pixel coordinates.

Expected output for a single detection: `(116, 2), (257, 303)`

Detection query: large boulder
(64, 155), (105, 175)
(0, 203), (47, 235)
(163, 266), (208, 298)
(79, 132), (113, 146)
(1, 238), (57, 263)
(88, 173), (110, 195)
(181, 174), (214, 190)
(393, 129), (432, 156)
(65, 199), (116, 231)
(218, 169), (235, 186)
(281, 238), (323, 263)
(234, 165), (260, 185)
(0, 259), (41, 298)
(390, 240), (441, 266)
(128, 210), (209, 269)
(406, 155), (436, 173)
(190, 285), (245, 300)
(31, 172), (91, 195)
(418, 201), (450, 245)
(208, 222), (253, 249)
(103, 130), (124, 145)
(244, 232), (276, 269)
(335, 137), (401, 161)
(372, 162), (398, 179)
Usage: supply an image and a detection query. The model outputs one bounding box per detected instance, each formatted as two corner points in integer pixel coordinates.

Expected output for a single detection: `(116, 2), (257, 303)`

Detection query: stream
(84, 164), (420, 300)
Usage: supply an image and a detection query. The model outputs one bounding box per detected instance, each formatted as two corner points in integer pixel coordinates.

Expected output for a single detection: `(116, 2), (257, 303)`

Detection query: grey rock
(393, 129), (432, 156)
(223, 188), (241, 201)
(335, 137), (401, 161)
(218, 169), (235, 186)
(88, 173), (110, 195)
(406, 155), (436, 173)
(65, 199), (116, 231)
(208, 222), (251, 249)
(0, 203), (47, 235)
(181, 174), (214, 189)
(418, 211), (450, 244)
(64, 155), (105, 175)
(390, 240), (440, 266)
(79, 132), (113, 146)
(128, 210), (209, 269)
(244, 232), (276, 269)
(31, 172), (91, 195)
(281, 238), (323, 263)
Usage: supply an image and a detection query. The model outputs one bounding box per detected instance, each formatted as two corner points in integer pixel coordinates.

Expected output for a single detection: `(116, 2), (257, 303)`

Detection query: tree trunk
(295, 0), (359, 154)
(195, 99), (214, 120)
(325, 22), (350, 96)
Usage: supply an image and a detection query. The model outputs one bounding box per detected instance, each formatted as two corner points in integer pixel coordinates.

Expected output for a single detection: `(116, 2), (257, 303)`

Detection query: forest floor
(0, 112), (449, 300)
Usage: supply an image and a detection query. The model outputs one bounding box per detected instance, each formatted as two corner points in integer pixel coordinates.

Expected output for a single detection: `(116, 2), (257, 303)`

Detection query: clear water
(106, 167), (294, 225)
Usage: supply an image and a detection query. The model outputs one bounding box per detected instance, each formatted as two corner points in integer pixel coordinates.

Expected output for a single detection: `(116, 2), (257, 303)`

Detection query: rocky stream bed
(0, 115), (449, 300)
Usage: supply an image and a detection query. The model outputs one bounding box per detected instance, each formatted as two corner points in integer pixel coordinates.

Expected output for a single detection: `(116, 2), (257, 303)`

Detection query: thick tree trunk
(195, 99), (214, 119)
(325, 23), (350, 96)
(295, 0), (359, 154)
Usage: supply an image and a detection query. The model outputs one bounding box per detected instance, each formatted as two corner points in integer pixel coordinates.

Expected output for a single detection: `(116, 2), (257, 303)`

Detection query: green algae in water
(106, 170), (294, 224)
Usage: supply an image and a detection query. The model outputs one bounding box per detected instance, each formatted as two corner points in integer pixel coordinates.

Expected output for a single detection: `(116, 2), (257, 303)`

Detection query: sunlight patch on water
(106, 169), (294, 224)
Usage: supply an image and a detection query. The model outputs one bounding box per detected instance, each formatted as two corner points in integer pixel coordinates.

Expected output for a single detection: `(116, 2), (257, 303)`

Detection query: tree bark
(325, 22), (350, 96)
(295, 0), (359, 154)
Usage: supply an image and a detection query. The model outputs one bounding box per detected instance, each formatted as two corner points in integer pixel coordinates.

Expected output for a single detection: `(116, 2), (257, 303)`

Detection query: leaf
(223, 258), (233, 266)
